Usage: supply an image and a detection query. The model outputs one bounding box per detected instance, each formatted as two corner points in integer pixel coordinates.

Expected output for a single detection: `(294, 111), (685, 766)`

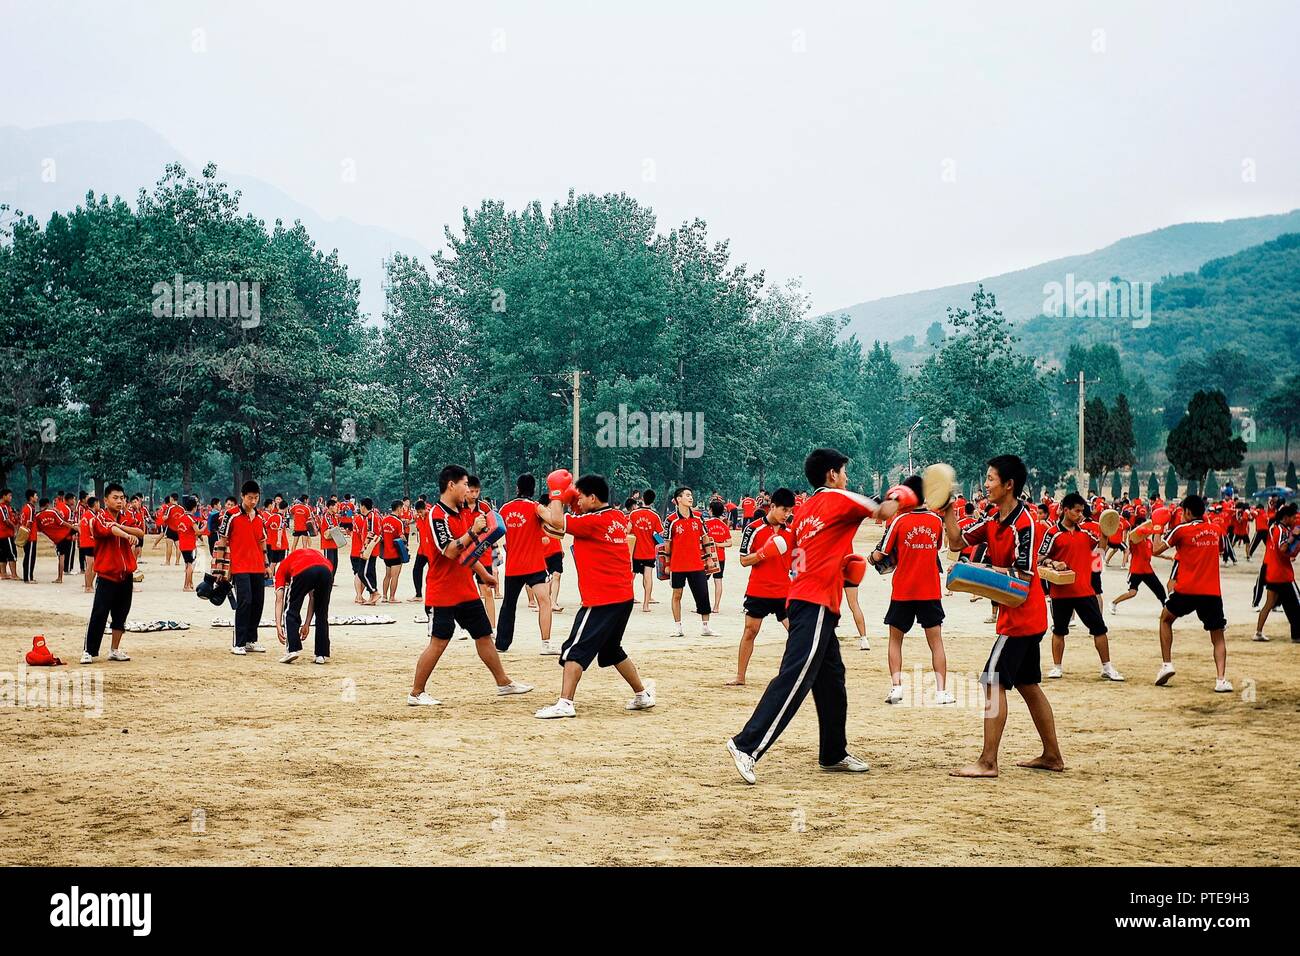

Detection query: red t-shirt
(705, 517), (730, 564)
(879, 509), (944, 601)
(1263, 523), (1297, 584)
(564, 506), (634, 606)
(628, 507), (665, 561)
(350, 511), (376, 558)
(960, 501), (1048, 637)
(219, 510), (267, 575)
(739, 518), (793, 599)
(380, 514), (403, 560)
(176, 512), (198, 550)
(788, 488), (880, 611)
(665, 511), (707, 572)
(1129, 534), (1154, 575)
(423, 501), (481, 607)
(500, 497), (547, 575)
(1255, 509), (1270, 531)
(0, 503), (15, 539)
(290, 502), (312, 533)
(319, 511), (340, 550)
(35, 508), (70, 543)
(91, 509), (138, 581)
(740, 497), (756, 519)
(274, 547), (331, 588)
(1164, 519), (1223, 596)
(78, 510), (97, 549)
(1043, 522), (1100, 598)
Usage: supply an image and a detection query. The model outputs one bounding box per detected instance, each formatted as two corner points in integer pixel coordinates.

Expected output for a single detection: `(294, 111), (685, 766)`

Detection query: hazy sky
(5, 0), (1299, 312)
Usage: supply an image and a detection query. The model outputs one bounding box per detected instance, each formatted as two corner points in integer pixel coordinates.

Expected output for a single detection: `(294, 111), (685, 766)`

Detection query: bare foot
(1016, 755), (1065, 772)
(553, 606), (565, 613)
(950, 762), (999, 778)
(641, 606), (651, 613)
(725, 678), (745, 686)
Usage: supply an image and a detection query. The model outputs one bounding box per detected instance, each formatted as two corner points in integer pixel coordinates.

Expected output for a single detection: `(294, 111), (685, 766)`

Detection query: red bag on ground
(25, 634), (64, 666)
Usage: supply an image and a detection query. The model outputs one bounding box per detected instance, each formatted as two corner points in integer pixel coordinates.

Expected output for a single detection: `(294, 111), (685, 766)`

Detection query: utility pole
(1065, 372), (1099, 491)
(572, 367), (581, 476)
(907, 416), (923, 475)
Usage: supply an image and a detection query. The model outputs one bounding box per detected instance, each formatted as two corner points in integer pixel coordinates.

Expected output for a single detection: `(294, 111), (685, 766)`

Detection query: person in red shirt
(870, 475), (954, 704)
(1254, 502), (1299, 643)
(1112, 506), (1169, 612)
(216, 481), (271, 655)
(941, 454), (1064, 779)
(1040, 493), (1124, 681)
(627, 490), (665, 612)
(533, 472), (653, 719)
(727, 488), (796, 686)
(705, 500), (732, 614)
(663, 488), (717, 638)
(317, 497), (342, 580)
(407, 498), (429, 601)
(1147, 494), (1231, 692)
(173, 496), (202, 591)
(379, 500), (407, 603)
(33, 497), (76, 584)
(273, 547), (334, 664)
(0, 487), (17, 580)
(542, 496), (566, 613)
(1247, 500), (1272, 559)
(350, 498), (380, 605)
(727, 448), (904, 785)
(465, 476), (497, 627)
(78, 495), (99, 592)
(740, 495), (756, 523)
(407, 464), (531, 707)
(289, 495), (314, 551)
(263, 499), (288, 580)
(82, 482), (145, 663)
(494, 474), (556, 654)
(18, 489), (38, 582)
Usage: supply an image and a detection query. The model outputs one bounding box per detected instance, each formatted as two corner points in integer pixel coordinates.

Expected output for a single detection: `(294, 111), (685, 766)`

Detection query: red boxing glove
(560, 485), (581, 508)
(546, 469), (574, 501)
(885, 484), (920, 510)
(1150, 506), (1171, 533)
(841, 553), (867, 586)
(757, 535), (789, 561)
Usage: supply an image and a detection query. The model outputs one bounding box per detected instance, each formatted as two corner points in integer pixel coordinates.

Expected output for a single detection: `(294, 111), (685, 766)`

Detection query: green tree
(1288, 462), (1298, 490)
(1204, 470), (1219, 498)
(1259, 373), (1300, 463)
(855, 341), (908, 485)
(1164, 465), (1179, 500)
(1266, 461), (1277, 487)
(1165, 390), (1247, 488)
(1128, 469), (1140, 499)
(1147, 472), (1159, 499)
(1110, 470), (1122, 498)
(1244, 464), (1258, 497)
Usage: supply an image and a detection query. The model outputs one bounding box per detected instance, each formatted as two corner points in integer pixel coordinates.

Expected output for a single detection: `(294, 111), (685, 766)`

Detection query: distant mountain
(0, 119), (431, 320)
(831, 209), (1300, 342)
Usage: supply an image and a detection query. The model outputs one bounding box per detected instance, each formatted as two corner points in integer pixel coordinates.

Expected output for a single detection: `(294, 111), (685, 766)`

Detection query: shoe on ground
(107, 649), (130, 662)
(983, 614), (996, 624)
(820, 753), (869, 773)
(497, 681), (534, 696)
(80, 652), (94, 664)
(885, 685), (905, 704)
(701, 624), (718, 637)
(1214, 678), (1233, 693)
(407, 692), (441, 706)
(539, 642), (561, 655)
(534, 699), (576, 719)
(1109, 601), (1119, 614)
(626, 686), (656, 710)
(313, 656), (327, 665)
(244, 642), (266, 653)
(1155, 662), (1176, 686)
(934, 689), (956, 705)
(671, 624), (684, 637)
(279, 650), (299, 664)
(727, 738), (756, 785)
(1253, 632), (1269, 642)
(1047, 665), (1063, 679)
(231, 646), (247, 656)
(1100, 663), (1125, 682)
(858, 636), (870, 651)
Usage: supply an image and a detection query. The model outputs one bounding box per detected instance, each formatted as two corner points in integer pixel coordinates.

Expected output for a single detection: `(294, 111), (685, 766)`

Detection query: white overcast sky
(4, 0), (1298, 311)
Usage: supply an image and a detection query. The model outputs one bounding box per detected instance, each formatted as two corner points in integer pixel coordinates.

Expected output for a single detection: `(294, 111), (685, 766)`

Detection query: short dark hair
(225, 496), (236, 504)
(642, 489), (656, 506)
(86, 496), (98, 508)
(391, 500), (403, 512)
(517, 474), (536, 497)
(467, 474), (481, 489)
(39, 497), (50, 507)
(804, 448), (849, 488)
(1181, 494), (1206, 518)
(439, 464), (469, 492)
(1275, 502), (1298, 522)
(104, 482), (125, 496)
(574, 474), (610, 503)
(241, 480), (260, 495)
(710, 499), (724, 517)
(770, 487), (796, 508)
(672, 486), (692, 501)
(360, 497), (374, 510)
(986, 454), (1027, 498)
(902, 474), (923, 500)
(1062, 492), (1086, 510)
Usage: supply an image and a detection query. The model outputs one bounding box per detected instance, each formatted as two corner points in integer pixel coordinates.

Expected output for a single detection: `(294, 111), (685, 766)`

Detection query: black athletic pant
(21, 540), (37, 581)
(232, 572), (266, 648)
(732, 599), (847, 765)
(495, 573), (544, 650)
(84, 576), (133, 657)
(363, 554), (378, 594)
(284, 565), (332, 656)
(1248, 530), (1267, 558)
(63, 540), (76, 573)
(1269, 583), (1300, 642)
(412, 553), (428, 598)
(326, 548), (339, 580)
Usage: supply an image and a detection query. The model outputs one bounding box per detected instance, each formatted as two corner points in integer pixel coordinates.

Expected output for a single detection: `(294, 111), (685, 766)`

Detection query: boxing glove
(885, 484), (920, 510)
(756, 534), (789, 562)
(841, 553), (867, 586)
(546, 469), (574, 501)
(560, 485), (581, 508)
(1150, 506), (1171, 533)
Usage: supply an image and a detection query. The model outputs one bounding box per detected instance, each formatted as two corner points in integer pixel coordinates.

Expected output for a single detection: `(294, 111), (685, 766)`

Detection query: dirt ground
(2, 531), (1297, 866)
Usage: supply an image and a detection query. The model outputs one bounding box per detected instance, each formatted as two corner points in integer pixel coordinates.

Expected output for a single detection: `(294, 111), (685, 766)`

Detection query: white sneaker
(701, 624), (718, 637)
(231, 646), (247, 656)
(106, 648), (130, 662)
(279, 650), (299, 664)
(671, 624), (684, 637)
(934, 689), (956, 705)
(820, 753), (870, 773)
(983, 613), (996, 624)
(313, 656), (327, 665)
(885, 685), (905, 704)
(1100, 662), (1125, 682)
(407, 692), (441, 706)
(1214, 678), (1233, 693)
(1109, 601), (1119, 614)
(539, 642), (561, 656)
(1047, 665), (1063, 679)
(80, 652), (94, 664)
(626, 687), (656, 711)
(1253, 632), (1269, 642)
(1155, 662), (1176, 686)
(727, 738), (756, 785)
(858, 636), (871, 651)
(534, 699), (576, 719)
(497, 681), (534, 696)
(245, 642), (266, 653)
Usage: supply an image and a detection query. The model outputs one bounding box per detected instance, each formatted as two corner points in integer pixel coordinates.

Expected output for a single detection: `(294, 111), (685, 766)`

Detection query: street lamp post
(907, 416), (923, 474)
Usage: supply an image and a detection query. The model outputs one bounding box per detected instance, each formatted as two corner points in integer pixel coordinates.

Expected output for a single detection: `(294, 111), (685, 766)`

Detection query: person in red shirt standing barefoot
(726, 449), (904, 785)
(1143, 494), (1232, 692)
(534, 471), (654, 719)
(941, 454), (1064, 779)
(728, 488), (796, 686)
(78, 496), (99, 591)
(628, 491), (664, 612)
(705, 499), (732, 614)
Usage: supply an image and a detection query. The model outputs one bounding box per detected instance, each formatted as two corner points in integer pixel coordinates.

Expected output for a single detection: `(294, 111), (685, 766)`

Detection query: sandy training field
(2, 532), (1298, 866)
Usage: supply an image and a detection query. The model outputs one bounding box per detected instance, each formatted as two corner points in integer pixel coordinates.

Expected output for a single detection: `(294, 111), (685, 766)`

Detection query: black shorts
(1128, 572), (1163, 595)
(1164, 592), (1226, 631)
(884, 599), (945, 633)
(712, 563), (724, 579)
(559, 600), (633, 669)
(1108, 541), (1126, 551)
(1050, 595), (1107, 637)
(268, 549), (286, 562)
(632, 558), (656, 573)
(55, 538), (73, 557)
(1090, 571), (1103, 594)
(79, 545), (95, 559)
(546, 553), (564, 575)
(743, 595), (788, 621)
(511, 569), (548, 589)
(0, 538), (15, 562)
(293, 529), (310, 537)
(981, 632), (1044, 689)
(383, 556), (403, 568)
(180, 549), (195, 565)
(165, 528), (178, 542)
(427, 599), (493, 641)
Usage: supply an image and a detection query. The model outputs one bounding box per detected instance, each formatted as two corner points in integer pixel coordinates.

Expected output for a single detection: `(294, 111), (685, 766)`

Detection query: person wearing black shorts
(728, 489), (796, 686)
(533, 472), (654, 719)
(664, 488), (717, 638)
